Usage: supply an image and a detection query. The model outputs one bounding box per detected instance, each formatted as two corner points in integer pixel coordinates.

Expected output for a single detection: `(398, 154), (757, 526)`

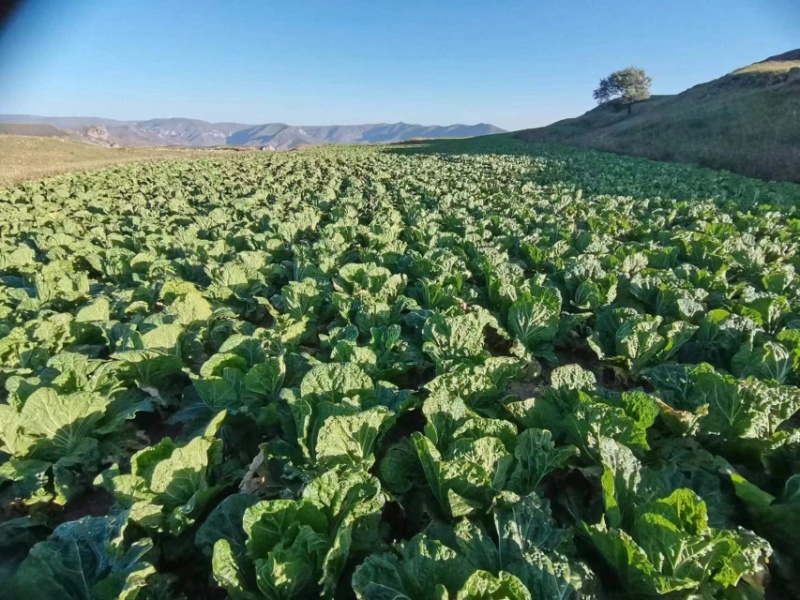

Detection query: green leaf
(599, 438), (647, 529)
(446, 491), (595, 599)
(584, 486), (772, 597)
(691, 370), (800, 439)
(19, 388), (107, 462)
(0, 458), (52, 504)
(168, 291), (212, 325)
(506, 287), (560, 354)
(299, 362), (374, 404)
(200, 352), (249, 378)
(244, 499), (328, 558)
(508, 428), (578, 493)
(244, 357), (286, 402)
(140, 324), (183, 353)
(302, 467), (385, 527)
(352, 534), (473, 600)
(112, 351), (183, 387)
(314, 406), (392, 468)
(380, 438), (425, 494)
(494, 491), (568, 559)
(281, 278), (324, 321)
(550, 364), (596, 391)
(455, 571), (531, 600)
(212, 539), (259, 600)
(422, 312), (490, 374)
(580, 520), (672, 596)
(254, 526), (327, 599)
(732, 340), (793, 384)
(196, 493), (260, 557)
(103, 412), (227, 534)
(149, 436), (216, 500)
(75, 298), (111, 323)
(422, 392), (473, 451)
(194, 374), (242, 412)
(11, 514), (155, 600)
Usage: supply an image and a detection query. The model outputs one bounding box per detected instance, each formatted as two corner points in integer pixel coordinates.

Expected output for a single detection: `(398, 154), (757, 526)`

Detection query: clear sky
(0, 0), (797, 130)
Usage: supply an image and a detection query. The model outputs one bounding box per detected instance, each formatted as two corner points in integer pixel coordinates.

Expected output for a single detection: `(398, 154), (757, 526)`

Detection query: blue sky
(0, 0), (796, 130)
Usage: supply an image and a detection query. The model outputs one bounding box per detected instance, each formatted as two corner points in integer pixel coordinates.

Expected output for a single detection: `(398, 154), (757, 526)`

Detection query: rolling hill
(516, 49), (800, 182)
(0, 135), (214, 185)
(0, 114), (505, 149)
(0, 123), (70, 137)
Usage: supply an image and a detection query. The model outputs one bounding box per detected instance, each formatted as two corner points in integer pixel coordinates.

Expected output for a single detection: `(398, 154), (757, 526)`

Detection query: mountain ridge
(0, 114), (505, 149)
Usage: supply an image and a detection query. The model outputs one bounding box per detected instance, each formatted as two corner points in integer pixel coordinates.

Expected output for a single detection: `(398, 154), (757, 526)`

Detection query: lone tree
(593, 67), (652, 114)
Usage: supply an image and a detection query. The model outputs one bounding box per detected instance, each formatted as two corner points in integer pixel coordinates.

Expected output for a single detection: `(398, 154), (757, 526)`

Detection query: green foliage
(10, 513), (156, 600)
(593, 66), (652, 112)
(1, 136), (798, 598)
(211, 468), (386, 599)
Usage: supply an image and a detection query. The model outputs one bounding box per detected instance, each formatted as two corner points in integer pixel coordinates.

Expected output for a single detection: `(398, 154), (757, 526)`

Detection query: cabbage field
(2, 136), (800, 599)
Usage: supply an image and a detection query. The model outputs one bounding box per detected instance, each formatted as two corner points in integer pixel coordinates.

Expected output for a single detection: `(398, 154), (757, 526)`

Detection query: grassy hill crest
(516, 49), (800, 182)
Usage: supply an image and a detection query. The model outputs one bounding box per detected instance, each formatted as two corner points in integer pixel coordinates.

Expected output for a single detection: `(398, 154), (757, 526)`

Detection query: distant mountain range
(0, 114), (505, 149)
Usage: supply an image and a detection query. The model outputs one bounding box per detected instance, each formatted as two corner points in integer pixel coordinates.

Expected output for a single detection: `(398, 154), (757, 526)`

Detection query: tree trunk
(627, 102), (632, 115)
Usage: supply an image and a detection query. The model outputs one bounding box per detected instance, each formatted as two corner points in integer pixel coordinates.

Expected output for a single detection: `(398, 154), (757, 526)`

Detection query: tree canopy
(593, 67), (652, 113)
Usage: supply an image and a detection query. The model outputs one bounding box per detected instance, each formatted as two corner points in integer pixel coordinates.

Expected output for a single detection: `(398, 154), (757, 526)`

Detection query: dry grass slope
(0, 135), (217, 186)
(733, 60), (800, 75)
(0, 123), (69, 137)
(515, 50), (800, 183)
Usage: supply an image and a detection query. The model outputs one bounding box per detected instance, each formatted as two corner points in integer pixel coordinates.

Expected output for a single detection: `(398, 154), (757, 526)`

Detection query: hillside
(0, 114), (505, 149)
(0, 135), (213, 185)
(0, 123), (69, 137)
(516, 49), (800, 182)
